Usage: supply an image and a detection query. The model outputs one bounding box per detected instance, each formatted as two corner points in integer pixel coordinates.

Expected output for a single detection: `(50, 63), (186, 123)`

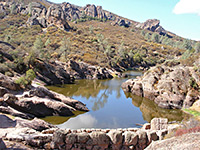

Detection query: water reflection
(125, 93), (187, 122)
(45, 71), (187, 129)
(58, 113), (98, 129)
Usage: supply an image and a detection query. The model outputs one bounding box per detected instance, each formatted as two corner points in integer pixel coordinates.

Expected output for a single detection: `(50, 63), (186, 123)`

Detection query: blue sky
(50, 0), (200, 41)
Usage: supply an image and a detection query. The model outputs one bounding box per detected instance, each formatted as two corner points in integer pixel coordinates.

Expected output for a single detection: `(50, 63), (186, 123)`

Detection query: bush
(0, 63), (9, 74)
(15, 69), (36, 89)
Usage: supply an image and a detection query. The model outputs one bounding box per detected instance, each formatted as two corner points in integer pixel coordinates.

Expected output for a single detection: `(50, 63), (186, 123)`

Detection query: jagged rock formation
(122, 64), (200, 109)
(136, 19), (167, 35)
(66, 60), (113, 79)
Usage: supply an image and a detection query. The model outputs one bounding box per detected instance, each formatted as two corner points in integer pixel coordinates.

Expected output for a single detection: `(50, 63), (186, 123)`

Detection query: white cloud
(173, 0), (200, 16)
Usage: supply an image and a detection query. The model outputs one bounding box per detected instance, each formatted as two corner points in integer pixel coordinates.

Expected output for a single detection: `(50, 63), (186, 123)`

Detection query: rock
(46, 5), (70, 30)
(16, 117), (55, 131)
(96, 6), (106, 19)
(35, 59), (74, 85)
(0, 73), (20, 91)
(84, 4), (97, 18)
(122, 65), (200, 109)
(28, 86), (89, 112)
(0, 87), (8, 97)
(136, 130), (148, 150)
(77, 132), (90, 143)
(67, 60), (113, 80)
(0, 138), (6, 150)
(108, 130), (123, 149)
(156, 129), (168, 140)
(123, 131), (138, 146)
(136, 19), (166, 35)
(87, 131), (110, 149)
(145, 133), (200, 150)
(151, 118), (168, 130)
(0, 105), (34, 119)
(26, 15), (41, 26)
(142, 123), (151, 130)
(0, 114), (16, 128)
(146, 130), (158, 144)
(4, 94), (75, 117)
(52, 129), (67, 149)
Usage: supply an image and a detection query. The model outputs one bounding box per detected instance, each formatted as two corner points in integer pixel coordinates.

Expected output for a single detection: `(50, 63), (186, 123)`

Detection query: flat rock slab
(145, 133), (200, 150)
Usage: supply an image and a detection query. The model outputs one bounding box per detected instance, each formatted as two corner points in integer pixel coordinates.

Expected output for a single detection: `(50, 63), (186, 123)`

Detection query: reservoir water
(45, 71), (186, 129)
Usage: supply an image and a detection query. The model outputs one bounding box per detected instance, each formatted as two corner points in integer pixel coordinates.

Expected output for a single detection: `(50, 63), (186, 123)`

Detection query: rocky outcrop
(1, 85), (88, 118)
(0, 72), (88, 118)
(66, 60), (114, 79)
(145, 133), (200, 150)
(0, 73), (20, 91)
(23, 2), (70, 30)
(1, 115), (179, 150)
(46, 5), (70, 30)
(122, 65), (200, 109)
(35, 59), (74, 85)
(136, 19), (166, 35)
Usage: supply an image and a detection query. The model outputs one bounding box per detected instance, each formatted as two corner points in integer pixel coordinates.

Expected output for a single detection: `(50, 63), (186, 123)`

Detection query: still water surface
(45, 71), (186, 129)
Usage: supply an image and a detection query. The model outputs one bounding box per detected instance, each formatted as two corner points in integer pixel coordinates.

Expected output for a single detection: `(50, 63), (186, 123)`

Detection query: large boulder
(3, 94), (75, 118)
(0, 73), (20, 91)
(122, 65), (200, 109)
(35, 59), (74, 85)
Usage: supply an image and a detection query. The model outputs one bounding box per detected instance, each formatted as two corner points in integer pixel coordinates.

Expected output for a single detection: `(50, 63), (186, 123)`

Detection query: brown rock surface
(122, 65), (200, 109)
(145, 133), (200, 150)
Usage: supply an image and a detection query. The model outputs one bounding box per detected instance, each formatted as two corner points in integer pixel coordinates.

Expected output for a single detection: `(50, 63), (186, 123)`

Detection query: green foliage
(194, 42), (200, 53)
(144, 33), (150, 41)
(133, 53), (142, 63)
(28, 2), (33, 16)
(181, 48), (195, 60)
(183, 108), (200, 117)
(118, 42), (126, 58)
(189, 77), (199, 90)
(10, 3), (17, 14)
(45, 38), (51, 47)
(59, 37), (71, 61)
(5, 71), (13, 77)
(15, 69), (36, 89)
(0, 63), (9, 74)
(182, 39), (192, 50)
(140, 30), (145, 36)
(151, 33), (160, 43)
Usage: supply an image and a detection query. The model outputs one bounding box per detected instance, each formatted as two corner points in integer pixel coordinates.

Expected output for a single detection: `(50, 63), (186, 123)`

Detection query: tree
(140, 30), (145, 36)
(59, 37), (71, 60)
(118, 42), (126, 58)
(45, 38), (51, 47)
(182, 39), (192, 50)
(10, 3), (17, 14)
(144, 33), (150, 41)
(194, 42), (200, 53)
(151, 33), (160, 43)
(33, 36), (44, 59)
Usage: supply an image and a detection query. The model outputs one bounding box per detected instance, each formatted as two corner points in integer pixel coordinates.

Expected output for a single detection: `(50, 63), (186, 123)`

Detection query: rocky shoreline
(122, 64), (200, 109)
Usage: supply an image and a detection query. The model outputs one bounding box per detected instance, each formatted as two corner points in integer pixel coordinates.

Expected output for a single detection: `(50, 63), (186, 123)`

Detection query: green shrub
(0, 63), (9, 74)
(5, 71), (14, 77)
(15, 69), (36, 89)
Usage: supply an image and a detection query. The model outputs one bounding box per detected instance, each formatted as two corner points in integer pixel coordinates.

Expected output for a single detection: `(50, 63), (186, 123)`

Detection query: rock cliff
(136, 19), (167, 35)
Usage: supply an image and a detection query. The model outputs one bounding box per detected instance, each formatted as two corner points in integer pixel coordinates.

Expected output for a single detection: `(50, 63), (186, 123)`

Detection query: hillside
(1, 0), (198, 82)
